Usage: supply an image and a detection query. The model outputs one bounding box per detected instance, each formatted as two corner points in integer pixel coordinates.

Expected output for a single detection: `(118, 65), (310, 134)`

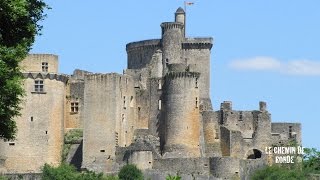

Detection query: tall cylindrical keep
(161, 22), (183, 65)
(163, 71), (201, 158)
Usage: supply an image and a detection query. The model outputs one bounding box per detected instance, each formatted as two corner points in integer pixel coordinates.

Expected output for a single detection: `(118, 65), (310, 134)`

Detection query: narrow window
(165, 59), (169, 65)
(122, 114), (125, 122)
(9, 142), (15, 146)
(195, 78), (198, 88)
(239, 111), (243, 121)
(158, 80), (162, 90)
(42, 62), (48, 72)
(31, 116), (33, 122)
(34, 80), (44, 92)
(158, 100), (162, 110)
(100, 150), (105, 152)
(130, 96), (134, 107)
(289, 126), (293, 138)
(115, 132), (119, 146)
(123, 96), (126, 109)
(71, 102), (79, 113)
(195, 97), (198, 108)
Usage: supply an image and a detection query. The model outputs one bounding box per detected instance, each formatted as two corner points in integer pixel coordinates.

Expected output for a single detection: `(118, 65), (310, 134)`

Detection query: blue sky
(31, 1), (320, 150)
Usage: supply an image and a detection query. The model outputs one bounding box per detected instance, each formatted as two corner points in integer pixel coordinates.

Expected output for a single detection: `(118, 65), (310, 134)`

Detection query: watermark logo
(265, 146), (304, 163)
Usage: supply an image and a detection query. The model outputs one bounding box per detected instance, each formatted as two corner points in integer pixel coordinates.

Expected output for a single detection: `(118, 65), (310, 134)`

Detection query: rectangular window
(158, 100), (162, 110)
(42, 62), (48, 72)
(71, 102), (79, 113)
(34, 80), (44, 92)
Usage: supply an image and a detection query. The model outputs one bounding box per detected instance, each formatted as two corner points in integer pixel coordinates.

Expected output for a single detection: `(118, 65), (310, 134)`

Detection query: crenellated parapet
(166, 71), (200, 79)
(23, 72), (69, 83)
(183, 38), (213, 50)
(160, 22), (184, 32)
(126, 39), (161, 53)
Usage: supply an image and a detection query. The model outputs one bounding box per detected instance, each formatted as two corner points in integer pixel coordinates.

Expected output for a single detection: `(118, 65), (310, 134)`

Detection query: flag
(185, 1), (194, 5)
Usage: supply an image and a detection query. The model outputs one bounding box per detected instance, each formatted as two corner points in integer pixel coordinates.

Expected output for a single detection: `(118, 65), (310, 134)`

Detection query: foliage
(303, 148), (320, 174)
(0, 0), (48, 140)
(64, 129), (83, 144)
(166, 174), (181, 180)
(251, 165), (306, 180)
(62, 143), (72, 162)
(118, 164), (143, 180)
(62, 129), (83, 162)
(0, 176), (8, 180)
(42, 163), (78, 180)
(42, 163), (118, 180)
(251, 147), (320, 179)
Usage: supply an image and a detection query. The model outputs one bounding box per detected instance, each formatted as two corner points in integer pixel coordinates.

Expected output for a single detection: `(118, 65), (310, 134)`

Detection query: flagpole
(184, 1), (187, 37)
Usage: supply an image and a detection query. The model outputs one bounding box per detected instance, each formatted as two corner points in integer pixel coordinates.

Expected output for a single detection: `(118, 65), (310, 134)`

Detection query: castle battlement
(166, 71), (200, 79)
(126, 39), (161, 52)
(23, 72), (69, 83)
(160, 22), (184, 31)
(183, 38), (213, 50)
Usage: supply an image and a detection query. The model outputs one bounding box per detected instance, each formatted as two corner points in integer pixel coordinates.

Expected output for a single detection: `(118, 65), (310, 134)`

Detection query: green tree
(0, 0), (48, 140)
(118, 164), (143, 180)
(303, 148), (320, 174)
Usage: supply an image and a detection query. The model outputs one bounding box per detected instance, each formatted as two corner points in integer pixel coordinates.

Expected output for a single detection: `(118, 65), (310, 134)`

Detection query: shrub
(166, 174), (181, 180)
(251, 165), (306, 180)
(118, 164), (143, 180)
(64, 129), (83, 144)
(42, 163), (116, 180)
(42, 163), (78, 180)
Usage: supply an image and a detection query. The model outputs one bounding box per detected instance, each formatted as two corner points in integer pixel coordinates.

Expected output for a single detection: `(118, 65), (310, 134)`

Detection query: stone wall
(82, 73), (136, 172)
(209, 157), (240, 179)
(201, 111), (221, 157)
(271, 122), (301, 145)
(20, 54), (59, 73)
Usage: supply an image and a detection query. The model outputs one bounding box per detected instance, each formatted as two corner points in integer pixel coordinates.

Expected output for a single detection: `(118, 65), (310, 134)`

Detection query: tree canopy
(0, 0), (48, 140)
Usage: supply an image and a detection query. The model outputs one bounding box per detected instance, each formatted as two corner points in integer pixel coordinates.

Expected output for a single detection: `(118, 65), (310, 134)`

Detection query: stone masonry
(0, 8), (301, 179)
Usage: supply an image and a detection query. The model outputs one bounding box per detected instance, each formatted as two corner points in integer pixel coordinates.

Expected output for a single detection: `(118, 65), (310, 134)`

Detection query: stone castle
(0, 8), (301, 179)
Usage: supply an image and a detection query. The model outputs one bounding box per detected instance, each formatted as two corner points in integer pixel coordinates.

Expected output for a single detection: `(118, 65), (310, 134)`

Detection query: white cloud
(285, 60), (320, 76)
(229, 57), (281, 71)
(229, 57), (320, 76)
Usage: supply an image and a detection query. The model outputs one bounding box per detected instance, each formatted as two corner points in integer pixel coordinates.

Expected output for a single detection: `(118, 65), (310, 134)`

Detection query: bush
(64, 129), (83, 144)
(251, 165), (307, 180)
(118, 164), (143, 180)
(42, 163), (117, 180)
(42, 163), (78, 180)
(166, 174), (181, 180)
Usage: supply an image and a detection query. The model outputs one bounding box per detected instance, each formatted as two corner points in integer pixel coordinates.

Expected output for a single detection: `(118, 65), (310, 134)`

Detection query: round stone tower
(161, 21), (184, 66)
(163, 64), (201, 158)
